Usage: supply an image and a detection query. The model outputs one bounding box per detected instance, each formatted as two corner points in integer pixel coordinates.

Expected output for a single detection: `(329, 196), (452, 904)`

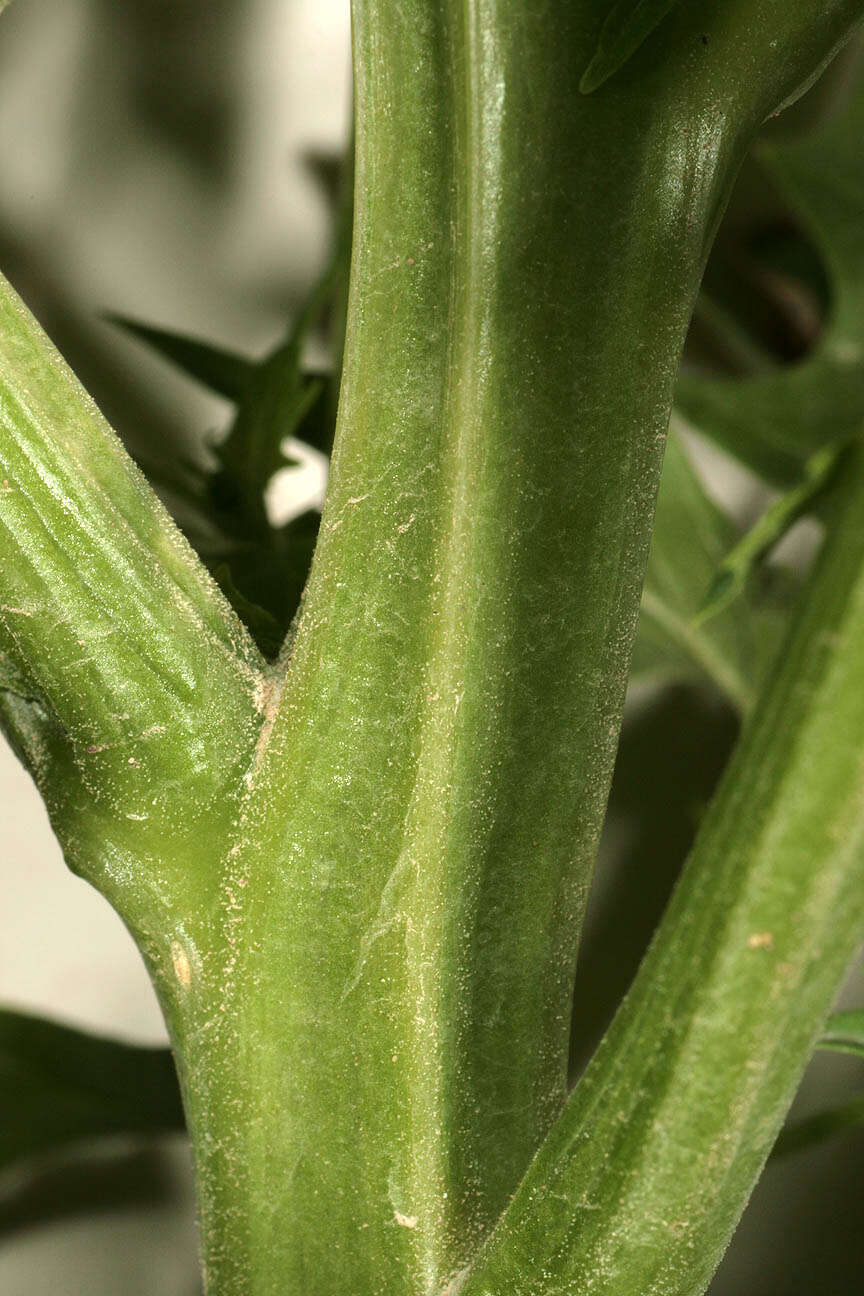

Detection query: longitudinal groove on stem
(4, 6), (864, 1296)
(458, 447), (864, 1296)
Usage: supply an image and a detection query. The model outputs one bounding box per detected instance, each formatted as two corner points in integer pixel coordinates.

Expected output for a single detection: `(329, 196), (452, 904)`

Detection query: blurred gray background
(0, 1), (347, 1290)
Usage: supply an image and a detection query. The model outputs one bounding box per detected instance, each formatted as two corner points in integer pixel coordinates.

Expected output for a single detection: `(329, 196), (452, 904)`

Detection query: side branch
(0, 274), (263, 899)
(459, 446), (864, 1295)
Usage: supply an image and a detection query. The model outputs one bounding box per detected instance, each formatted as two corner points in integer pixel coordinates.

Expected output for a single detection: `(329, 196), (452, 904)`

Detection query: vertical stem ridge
(457, 446), (864, 1296)
(155, 4), (864, 1294)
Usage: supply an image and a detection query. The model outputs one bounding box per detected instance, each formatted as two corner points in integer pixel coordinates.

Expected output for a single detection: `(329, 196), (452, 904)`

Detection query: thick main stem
(172, 7), (747, 1295)
(148, 4), (864, 1295)
(2, 4), (864, 1295)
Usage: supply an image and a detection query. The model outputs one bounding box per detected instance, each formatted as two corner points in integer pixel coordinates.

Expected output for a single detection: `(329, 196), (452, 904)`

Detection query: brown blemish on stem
(171, 940), (192, 989)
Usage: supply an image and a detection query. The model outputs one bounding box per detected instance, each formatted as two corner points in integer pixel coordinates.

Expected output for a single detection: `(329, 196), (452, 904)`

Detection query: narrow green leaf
(106, 314), (334, 455)
(214, 268), (337, 512)
(188, 280), (333, 651)
(633, 429), (790, 710)
(580, 1), (685, 95)
(0, 1009), (183, 1172)
(697, 443), (841, 625)
(818, 1009), (864, 1058)
(106, 314), (253, 404)
(291, 371), (336, 456)
(773, 1093), (864, 1158)
(677, 69), (864, 482)
(216, 357), (321, 513)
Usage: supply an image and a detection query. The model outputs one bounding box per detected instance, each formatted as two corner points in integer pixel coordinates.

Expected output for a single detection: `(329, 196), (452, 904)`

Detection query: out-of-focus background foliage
(0, 3), (861, 1293)
(0, 2), (344, 1291)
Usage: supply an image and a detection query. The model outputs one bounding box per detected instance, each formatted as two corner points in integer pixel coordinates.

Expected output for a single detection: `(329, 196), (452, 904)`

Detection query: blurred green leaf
(202, 313), (328, 651)
(676, 72), (864, 482)
(0, 1010), (184, 1173)
(108, 301), (334, 656)
(580, 0), (684, 94)
(818, 1010), (864, 1058)
(0, 653), (42, 705)
(698, 443), (841, 624)
(0, 1143), (181, 1238)
(770, 1010), (864, 1158)
(107, 315), (254, 404)
(773, 1093), (864, 1158)
(632, 429), (791, 710)
(211, 565), (284, 662)
(215, 341), (321, 517)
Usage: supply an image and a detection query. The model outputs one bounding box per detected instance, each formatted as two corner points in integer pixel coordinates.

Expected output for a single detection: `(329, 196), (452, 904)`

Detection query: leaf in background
(201, 329), (328, 653)
(211, 564), (284, 662)
(697, 442), (841, 624)
(0, 1010), (184, 1173)
(107, 297), (335, 657)
(0, 1143), (181, 1238)
(107, 315), (254, 404)
(0, 652), (42, 706)
(214, 340), (322, 518)
(817, 1010), (864, 1059)
(773, 1093), (864, 1159)
(676, 72), (864, 483)
(632, 428), (791, 711)
(580, 0), (684, 95)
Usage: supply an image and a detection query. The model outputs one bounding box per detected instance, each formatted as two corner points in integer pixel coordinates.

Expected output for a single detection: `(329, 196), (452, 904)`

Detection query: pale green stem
(458, 445), (864, 1295)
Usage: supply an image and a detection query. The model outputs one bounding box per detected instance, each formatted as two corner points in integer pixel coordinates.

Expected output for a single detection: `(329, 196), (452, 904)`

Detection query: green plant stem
(458, 443), (864, 1296)
(181, 15), (726, 1296)
(0, 270), (264, 949)
(4, 4), (864, 1296)
(161, 5), (864, 1296)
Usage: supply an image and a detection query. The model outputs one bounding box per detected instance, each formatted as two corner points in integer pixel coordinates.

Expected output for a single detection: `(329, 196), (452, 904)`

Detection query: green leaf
(773, 1093), (864, 1158)
(189, 283), (333, 650)
(580, 1), (685, 94)
(0, 1142), (182, 1238)
(633, 429), (790, 710)
(216, 352), (321, 514)
(214, 265), (337, 504)
(0, 651), (42, 705)
(106, 314), (254, 404)
(211, 564), (284, 661)
(0, 1009), (184, 1172)
(818, 1009), (864, 1057)
(106, 314), (335, 457)
(107, 309), (332, 658)
(676, 69), (864, 483)
(697, 442), (841, 625)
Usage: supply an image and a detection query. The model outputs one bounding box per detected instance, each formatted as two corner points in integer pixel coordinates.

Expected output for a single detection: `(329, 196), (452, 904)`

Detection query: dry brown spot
(247, 671), (285, 786)
(171, 941), (192, 989)
(747, 931), (774, 950)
